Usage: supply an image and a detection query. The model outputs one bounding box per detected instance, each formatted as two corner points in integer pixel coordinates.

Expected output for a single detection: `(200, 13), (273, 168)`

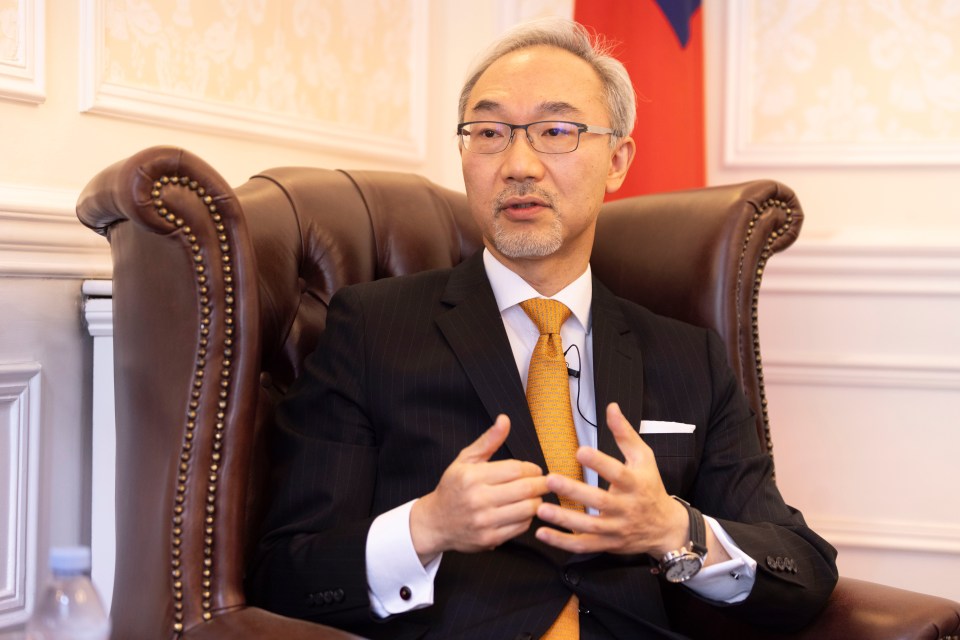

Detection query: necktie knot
(520, 298), (571, 336)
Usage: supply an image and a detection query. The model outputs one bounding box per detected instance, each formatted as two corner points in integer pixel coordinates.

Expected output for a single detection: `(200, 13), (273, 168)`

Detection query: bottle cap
(49, 546), (92, 574)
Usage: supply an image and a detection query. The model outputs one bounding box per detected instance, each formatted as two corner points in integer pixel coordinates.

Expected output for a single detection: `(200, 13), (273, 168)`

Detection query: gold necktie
(520, 298), (581, 640)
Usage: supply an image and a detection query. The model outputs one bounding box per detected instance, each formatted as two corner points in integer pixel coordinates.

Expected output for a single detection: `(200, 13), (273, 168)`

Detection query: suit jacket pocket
(640, 433), (695, 458)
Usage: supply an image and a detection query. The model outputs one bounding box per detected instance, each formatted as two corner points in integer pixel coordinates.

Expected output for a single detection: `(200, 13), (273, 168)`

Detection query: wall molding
(77, 0), (429, 164)
(0, 362), (41, 628)
(810, 515), (960, 556)
(764, 355), (960, 391)
(761, 236), (960, 296)
(760, 235), (960, 388)
(0, 0), (45, 104)
(82, 280), (113, 336)
(0, 183), (111, 278)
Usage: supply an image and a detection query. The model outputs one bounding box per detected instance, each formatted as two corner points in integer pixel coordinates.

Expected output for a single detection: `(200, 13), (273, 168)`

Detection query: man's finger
(537, 500), (607, 535)
(575, 447), (636, 492)
(544, 472), (609, 510)
(481, 460), (546, 486)
(486, 496), (545, 529)
(535, 526), (605, 554)
(605, 402), (650, 464)
(458, 414), (511, 464)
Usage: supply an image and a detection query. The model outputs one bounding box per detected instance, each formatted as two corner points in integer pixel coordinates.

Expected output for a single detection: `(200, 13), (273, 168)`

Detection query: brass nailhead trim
(153, 175), (235, 633)
(736, 197), (796, 463)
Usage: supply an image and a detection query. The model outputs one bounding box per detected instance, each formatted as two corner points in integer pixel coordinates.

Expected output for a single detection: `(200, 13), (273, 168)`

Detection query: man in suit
(249, 18), (838, 639)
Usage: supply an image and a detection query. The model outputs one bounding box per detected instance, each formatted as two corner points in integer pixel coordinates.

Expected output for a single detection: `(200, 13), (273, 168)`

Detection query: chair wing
(77, 147), (360, 640)
(593, 181), (801, 453)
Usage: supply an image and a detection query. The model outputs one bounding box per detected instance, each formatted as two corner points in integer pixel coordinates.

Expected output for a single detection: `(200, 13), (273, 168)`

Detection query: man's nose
(499, 130), (546, 182)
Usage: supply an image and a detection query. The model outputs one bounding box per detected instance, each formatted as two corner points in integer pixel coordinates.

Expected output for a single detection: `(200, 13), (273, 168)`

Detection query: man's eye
(476, 128), (503, 138)
(542, 126), (573, 137)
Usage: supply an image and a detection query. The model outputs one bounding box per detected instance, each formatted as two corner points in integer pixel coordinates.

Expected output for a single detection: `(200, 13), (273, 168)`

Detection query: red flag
(574, 0), (705, 198)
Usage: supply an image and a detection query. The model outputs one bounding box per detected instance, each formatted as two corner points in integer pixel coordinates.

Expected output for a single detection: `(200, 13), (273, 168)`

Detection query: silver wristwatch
(656, 496), (708, 583)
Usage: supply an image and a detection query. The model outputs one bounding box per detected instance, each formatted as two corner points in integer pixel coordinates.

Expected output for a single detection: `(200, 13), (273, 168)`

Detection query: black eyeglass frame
(456, 120), (618, 154)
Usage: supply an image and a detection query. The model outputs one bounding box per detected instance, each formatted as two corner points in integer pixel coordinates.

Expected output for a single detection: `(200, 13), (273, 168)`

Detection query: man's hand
(410, 415), (549, 565)
(534, 403), (691, 558)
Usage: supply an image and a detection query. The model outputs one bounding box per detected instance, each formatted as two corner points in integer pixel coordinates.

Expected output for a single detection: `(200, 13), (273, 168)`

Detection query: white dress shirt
(366, 249), (757, 616)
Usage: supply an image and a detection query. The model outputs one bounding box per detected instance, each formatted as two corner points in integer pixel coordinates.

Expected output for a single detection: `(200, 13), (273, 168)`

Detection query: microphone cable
(564, 343), (598, 428)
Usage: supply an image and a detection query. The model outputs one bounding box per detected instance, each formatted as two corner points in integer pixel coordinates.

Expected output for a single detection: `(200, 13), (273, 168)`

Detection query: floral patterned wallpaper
(100, 0), (416, 137)
(0, 0), (20, 63)
(735, 0), (960, 156)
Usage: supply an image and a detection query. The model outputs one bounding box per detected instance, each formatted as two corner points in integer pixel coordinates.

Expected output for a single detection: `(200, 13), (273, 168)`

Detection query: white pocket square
(637, 420), (696, 434)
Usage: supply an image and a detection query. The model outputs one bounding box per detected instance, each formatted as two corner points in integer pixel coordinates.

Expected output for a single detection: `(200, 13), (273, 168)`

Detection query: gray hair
(458, 17), (636, 140)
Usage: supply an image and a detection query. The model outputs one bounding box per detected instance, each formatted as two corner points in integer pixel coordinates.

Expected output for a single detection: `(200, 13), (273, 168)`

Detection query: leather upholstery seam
(149, 174), (236, 635)
(735, 190), (797, 462)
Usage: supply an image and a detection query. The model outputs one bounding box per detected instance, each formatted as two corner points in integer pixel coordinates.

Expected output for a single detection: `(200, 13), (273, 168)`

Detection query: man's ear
(605, 136), (636, 194)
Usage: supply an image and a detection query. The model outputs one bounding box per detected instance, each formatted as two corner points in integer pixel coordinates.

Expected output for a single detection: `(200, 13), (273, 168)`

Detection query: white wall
(1, 0), (957, 631)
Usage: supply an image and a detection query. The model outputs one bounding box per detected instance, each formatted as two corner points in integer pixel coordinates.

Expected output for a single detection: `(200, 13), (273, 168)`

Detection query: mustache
(493, 185), (557, 214)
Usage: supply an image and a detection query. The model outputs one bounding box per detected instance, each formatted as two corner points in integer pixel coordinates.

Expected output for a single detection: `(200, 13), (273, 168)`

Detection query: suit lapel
(590, 279), (644, 488)
(435, 253), (548, 471)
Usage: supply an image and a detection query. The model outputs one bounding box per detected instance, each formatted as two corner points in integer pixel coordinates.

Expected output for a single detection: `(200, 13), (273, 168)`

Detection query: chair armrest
(670, 576), (960, 639)
(795, 577), (960, 640)
(183, 607), (365, 640)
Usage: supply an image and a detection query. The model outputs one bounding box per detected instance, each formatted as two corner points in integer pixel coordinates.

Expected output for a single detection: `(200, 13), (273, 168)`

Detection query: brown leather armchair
(76, 146), (960, 640)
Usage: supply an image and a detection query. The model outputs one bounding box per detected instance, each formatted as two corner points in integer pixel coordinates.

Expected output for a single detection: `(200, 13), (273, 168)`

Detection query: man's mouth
(499, 197), (550, 212)
(494, 187), (555, 220)
(498, 199), (548, 221)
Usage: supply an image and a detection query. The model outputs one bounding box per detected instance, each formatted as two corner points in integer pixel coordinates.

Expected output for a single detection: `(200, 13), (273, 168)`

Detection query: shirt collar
(482, 248), (593, 331)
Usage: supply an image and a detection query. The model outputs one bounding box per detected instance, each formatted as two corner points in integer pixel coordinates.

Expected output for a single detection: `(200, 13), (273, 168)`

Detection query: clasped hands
(410, 402), (694, 566)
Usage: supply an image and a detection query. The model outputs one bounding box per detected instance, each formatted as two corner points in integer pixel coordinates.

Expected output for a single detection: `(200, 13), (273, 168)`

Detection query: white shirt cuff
(366, 499), (442, 617)
(682, 515), (758, 604)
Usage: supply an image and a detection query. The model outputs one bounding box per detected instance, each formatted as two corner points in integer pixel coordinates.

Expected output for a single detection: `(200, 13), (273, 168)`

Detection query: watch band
(674, 496), (707, 553)
(652, 496), (709, 582)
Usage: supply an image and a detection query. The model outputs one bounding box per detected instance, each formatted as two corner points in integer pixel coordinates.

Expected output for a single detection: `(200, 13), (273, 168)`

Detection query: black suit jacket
(248, 253), (838, 639)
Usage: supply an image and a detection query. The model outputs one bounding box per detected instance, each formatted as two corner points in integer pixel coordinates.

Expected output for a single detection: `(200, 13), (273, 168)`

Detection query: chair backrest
(76, 146), (801, 639)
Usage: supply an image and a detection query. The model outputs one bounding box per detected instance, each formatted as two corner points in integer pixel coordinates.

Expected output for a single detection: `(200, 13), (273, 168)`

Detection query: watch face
(664, 553), (703, 583)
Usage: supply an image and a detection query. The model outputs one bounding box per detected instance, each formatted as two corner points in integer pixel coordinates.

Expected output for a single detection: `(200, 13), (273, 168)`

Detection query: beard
(491, 186), (562, 259)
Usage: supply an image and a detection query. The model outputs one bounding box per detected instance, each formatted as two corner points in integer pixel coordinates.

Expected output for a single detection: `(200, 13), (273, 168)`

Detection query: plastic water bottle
(27, 546), (110, 640)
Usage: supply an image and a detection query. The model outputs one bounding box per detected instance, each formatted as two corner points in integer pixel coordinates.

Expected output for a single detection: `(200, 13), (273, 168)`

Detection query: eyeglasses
(457, 120), (617, 154)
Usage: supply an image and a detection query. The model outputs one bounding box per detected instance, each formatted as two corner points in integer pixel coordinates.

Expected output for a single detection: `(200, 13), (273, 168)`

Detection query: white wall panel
(78, 0), (429, 163)
(758, 237), (960, 601)
(724, 0), (960, 166)
(0, 0), (44, 104)
(834, 546), (960, 602)
(0, 362), (40, 628)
